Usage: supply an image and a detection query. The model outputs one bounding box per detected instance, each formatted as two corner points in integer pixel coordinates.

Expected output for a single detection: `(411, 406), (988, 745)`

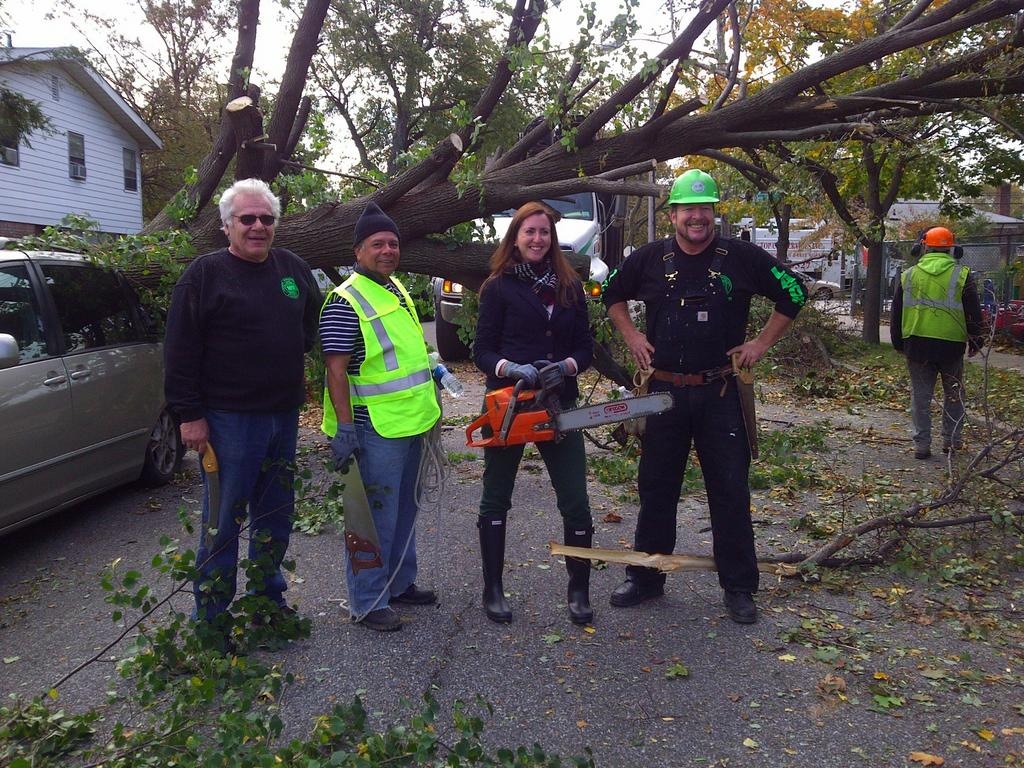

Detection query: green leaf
(665, 663), (690, 679)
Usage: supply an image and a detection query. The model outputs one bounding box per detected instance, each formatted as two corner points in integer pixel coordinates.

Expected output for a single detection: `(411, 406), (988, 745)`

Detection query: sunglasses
(234, 214), (276, 226)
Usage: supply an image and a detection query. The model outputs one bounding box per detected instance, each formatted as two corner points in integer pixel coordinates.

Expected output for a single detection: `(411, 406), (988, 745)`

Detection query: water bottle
(429, 352), (464, 397)
(436, 365), (465, 397)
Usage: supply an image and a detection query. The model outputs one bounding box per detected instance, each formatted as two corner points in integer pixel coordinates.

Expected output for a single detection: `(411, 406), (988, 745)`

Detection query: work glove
(330, 423), (360, 471)
(534, 359), (573, 393)
(503, 362), (540, 388)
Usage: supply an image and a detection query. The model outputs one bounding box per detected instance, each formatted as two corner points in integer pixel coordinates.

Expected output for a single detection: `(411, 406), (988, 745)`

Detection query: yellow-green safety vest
(321, 273), (440, 439)
(901, 252), (969, 343)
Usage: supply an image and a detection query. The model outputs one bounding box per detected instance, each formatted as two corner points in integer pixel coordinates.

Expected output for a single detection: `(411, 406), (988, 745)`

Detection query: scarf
(510, 259), (559, 307)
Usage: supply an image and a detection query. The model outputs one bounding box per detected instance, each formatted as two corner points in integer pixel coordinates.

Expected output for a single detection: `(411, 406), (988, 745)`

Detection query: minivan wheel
(141, 407), (183, 485)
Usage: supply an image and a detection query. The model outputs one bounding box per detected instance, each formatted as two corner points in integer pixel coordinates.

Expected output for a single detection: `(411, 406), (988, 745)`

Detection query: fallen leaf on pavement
(908, 752), (944, 765)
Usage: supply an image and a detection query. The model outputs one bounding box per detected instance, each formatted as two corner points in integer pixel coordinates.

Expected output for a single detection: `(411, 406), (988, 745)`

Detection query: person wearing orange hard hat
(890, 226), (985, 459)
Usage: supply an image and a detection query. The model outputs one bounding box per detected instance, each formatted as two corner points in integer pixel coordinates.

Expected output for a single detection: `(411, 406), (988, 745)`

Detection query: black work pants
(627, 378), (759, 593)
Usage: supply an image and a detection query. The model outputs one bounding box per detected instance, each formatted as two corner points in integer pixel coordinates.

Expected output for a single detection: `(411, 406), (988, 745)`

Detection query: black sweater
(164, 248), (321, 422)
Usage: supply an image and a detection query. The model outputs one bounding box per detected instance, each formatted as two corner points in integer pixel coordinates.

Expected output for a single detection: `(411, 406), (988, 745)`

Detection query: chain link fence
(849, 238), (1024, 313)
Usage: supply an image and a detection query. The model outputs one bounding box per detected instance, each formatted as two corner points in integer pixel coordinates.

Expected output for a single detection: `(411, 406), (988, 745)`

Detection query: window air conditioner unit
(69, 162), (87, 179)
(1, 147), (18, 165)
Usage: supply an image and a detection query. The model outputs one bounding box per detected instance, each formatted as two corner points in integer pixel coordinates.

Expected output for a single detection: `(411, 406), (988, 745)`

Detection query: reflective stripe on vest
(320, 274), (440, 438)
(343, 283), (400, 372)
(351, 368), (431, 398)
(901, 257), (969, 343)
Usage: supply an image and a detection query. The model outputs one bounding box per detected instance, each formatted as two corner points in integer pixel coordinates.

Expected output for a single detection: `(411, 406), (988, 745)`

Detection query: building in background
(0, 47), (162, 238)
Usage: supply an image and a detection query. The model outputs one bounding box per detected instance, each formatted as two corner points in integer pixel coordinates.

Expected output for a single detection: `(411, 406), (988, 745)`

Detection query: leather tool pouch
(622, 368), (654, 437)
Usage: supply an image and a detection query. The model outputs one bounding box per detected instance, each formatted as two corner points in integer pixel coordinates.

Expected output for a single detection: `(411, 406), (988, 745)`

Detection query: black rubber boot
(478, 515), (512, 623)
(563, 523), (594, 625)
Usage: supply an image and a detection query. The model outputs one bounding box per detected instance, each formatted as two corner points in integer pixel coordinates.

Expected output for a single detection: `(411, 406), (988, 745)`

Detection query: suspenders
(661, 237), (728, 294)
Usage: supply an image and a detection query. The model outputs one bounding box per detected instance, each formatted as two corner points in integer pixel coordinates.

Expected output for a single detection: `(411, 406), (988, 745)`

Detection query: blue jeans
(628, 379), (758, 593)
(194, 409), (299, 620)
(345, 424), (425, 616)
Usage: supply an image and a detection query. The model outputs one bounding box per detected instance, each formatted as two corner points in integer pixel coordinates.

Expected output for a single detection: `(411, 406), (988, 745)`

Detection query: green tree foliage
(312, 0), (515, 176)
(53, 0), (235, 219)
(684, 0), (1024, 341)
(0, 86), (49, 148)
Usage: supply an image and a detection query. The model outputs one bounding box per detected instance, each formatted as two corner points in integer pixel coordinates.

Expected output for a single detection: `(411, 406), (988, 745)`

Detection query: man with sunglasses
(165, 178), (321, 638)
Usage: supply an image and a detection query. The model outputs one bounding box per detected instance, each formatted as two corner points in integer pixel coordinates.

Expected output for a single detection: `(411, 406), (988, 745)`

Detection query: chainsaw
(466, 379), (674, 448)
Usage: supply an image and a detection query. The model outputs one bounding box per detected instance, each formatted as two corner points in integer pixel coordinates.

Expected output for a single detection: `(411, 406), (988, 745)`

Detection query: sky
(1, 0), (677, 170)
(2, 0), (676, 82)
(2, 0), (300, 84)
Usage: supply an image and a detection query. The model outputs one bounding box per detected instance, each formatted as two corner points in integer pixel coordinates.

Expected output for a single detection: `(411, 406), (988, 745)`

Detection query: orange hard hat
(922, 226), (955, 247)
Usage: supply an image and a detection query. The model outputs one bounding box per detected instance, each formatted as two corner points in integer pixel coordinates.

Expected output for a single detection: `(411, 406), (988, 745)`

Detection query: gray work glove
(330, 423), (360, 470)
(503, 362), (540, 388)
(534, 359), (572, 392)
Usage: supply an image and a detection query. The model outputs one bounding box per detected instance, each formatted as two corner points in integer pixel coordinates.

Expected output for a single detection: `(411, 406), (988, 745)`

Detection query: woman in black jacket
(473, 201), (595, 625)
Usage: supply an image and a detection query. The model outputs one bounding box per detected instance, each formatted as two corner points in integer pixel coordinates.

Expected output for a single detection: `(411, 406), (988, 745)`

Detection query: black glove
(330, 423), (360, 470)
(504, 362), (540, 387)
(534, 359), (572, 393)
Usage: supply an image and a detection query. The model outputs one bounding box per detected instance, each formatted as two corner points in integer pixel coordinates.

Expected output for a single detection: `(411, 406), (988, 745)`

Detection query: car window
(0, 264), (49, 362)
(41, 264), (140, 352)
(544, 193), (595, 221)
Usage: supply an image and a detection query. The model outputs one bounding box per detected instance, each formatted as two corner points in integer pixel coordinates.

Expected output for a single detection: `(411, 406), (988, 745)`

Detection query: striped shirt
(320, 280), (417, 426)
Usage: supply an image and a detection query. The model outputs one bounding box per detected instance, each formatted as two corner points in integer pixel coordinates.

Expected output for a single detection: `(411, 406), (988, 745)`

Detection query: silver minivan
(0, 250), (182, 535)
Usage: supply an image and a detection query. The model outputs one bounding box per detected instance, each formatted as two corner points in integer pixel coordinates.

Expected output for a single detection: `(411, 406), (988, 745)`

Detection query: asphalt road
(2, 338), (1021, 766)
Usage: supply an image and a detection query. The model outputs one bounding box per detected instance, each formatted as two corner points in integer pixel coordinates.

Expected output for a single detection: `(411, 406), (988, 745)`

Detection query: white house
(0, 48), (162, 237)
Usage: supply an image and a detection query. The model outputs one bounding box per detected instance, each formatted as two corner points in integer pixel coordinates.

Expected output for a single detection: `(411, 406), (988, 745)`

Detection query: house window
(0, 127), (18, 167)
(68, 132), (86, 180)
(122, 148), (138, 191)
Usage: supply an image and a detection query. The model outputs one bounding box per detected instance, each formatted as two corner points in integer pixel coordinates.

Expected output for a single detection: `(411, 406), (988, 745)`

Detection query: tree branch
(373, 0), (546, 207)
(698, 149), (778, 182)
(142, 0), (259, 233)
(261, 0), (331, 181)
(573, 0), (732, 147)
(710, 2), (743, 111)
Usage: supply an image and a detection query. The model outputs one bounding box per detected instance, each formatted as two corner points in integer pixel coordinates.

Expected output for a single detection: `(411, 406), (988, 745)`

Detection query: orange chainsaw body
(466, 386), (557, 448)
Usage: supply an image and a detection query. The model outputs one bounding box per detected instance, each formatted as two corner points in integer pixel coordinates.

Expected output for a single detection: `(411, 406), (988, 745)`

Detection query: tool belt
(652, 365), (733, 387)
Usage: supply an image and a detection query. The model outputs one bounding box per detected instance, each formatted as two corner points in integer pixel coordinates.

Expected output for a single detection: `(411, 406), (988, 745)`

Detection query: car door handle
(43, 372), (68, 386)
(69, 369), (91, 380)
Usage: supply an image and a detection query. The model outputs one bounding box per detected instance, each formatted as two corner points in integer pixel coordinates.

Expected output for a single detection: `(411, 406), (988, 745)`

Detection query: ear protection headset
(911, 227), (963, 259)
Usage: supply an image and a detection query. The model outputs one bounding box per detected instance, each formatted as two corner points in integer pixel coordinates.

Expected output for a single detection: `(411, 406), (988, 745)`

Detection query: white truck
(432, 191), (617, 361)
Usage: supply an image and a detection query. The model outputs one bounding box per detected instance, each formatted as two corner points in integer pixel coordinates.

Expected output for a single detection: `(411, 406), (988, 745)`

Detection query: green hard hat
(667, 169), (720, 205)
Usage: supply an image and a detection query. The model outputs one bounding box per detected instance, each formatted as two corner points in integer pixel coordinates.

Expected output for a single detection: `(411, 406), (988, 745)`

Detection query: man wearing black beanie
(318, 202), (441, 631)
(352, 201), (400, 245)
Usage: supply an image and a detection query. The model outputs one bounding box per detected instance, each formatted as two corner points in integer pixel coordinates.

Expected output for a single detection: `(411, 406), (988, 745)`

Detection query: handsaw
(340, 457), (384, 574)
(201, 444), (221, 551)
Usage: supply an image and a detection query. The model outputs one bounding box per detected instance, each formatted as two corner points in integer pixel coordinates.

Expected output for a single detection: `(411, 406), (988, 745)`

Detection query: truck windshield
(494, 192), (595, 221)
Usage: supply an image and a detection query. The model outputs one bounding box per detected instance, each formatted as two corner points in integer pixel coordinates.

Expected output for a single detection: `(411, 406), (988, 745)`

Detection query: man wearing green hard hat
(602, 168), (808, 624)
